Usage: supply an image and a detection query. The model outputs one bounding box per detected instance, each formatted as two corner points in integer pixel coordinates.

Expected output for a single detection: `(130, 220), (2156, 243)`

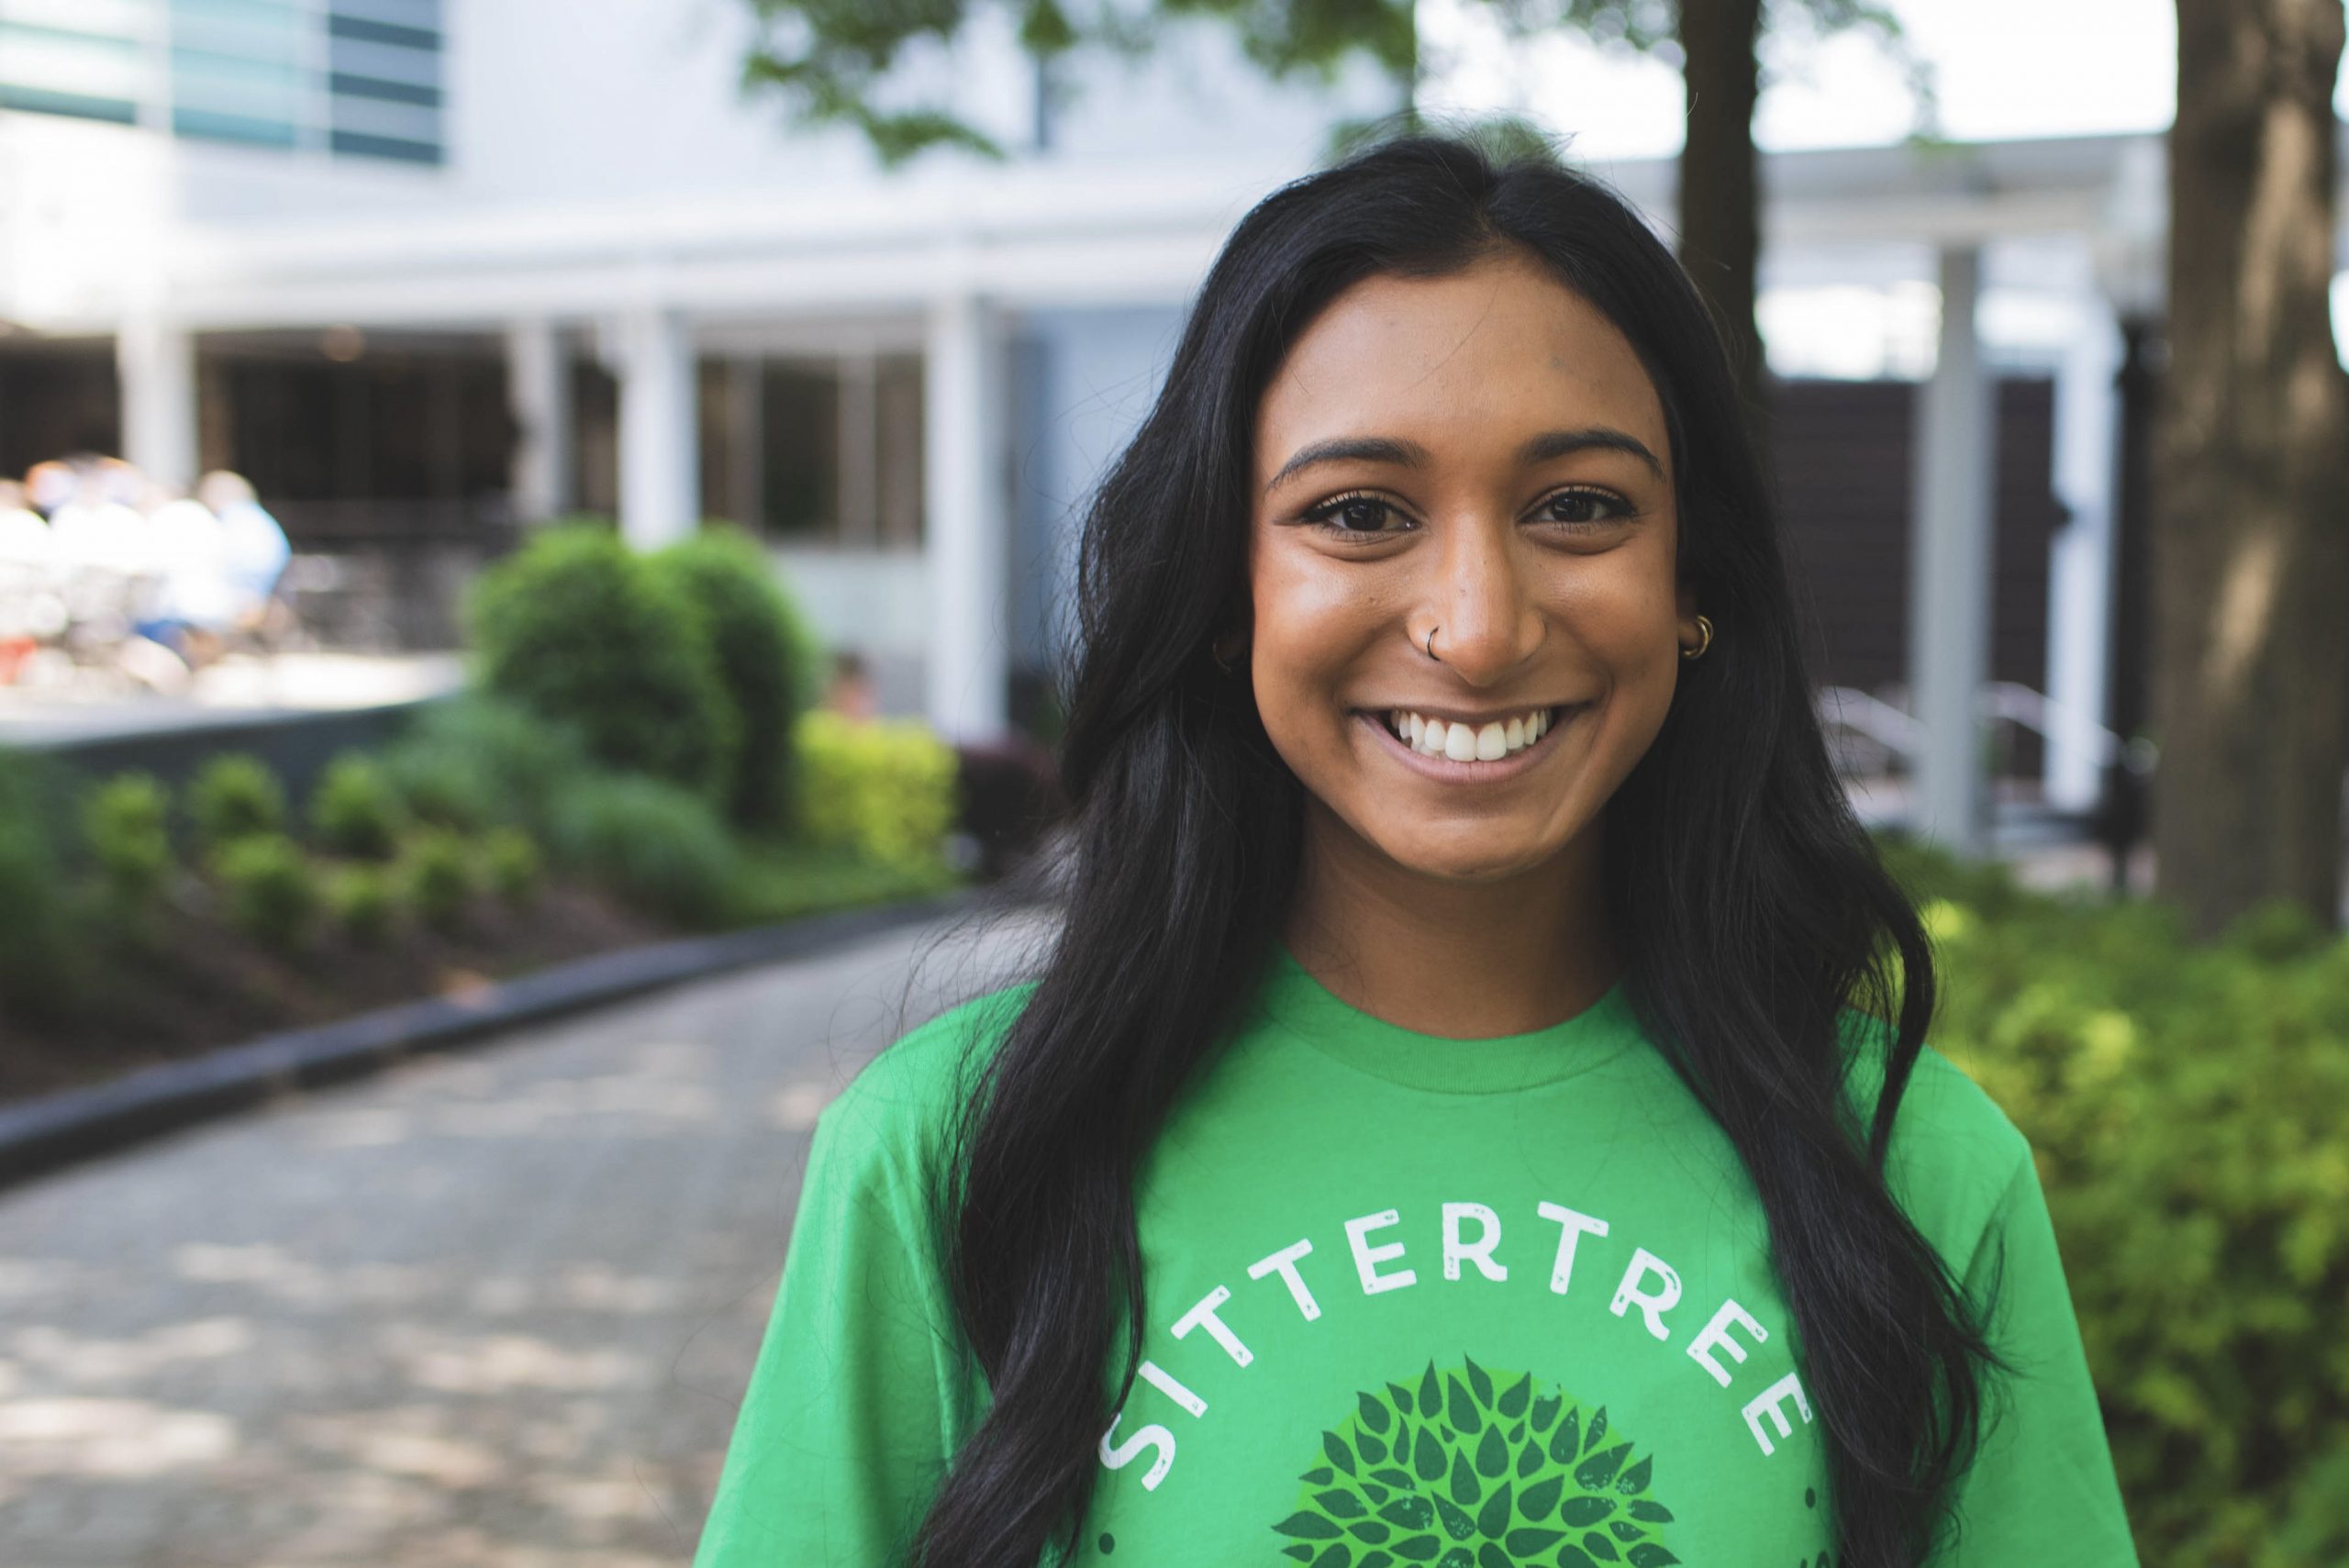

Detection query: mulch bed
(0, 882), (677, 1106)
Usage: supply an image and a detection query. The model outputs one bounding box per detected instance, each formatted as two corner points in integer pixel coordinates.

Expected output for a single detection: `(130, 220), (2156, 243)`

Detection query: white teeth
(1387, 706), (1555, 760)
(1379, 705), (1571, 761)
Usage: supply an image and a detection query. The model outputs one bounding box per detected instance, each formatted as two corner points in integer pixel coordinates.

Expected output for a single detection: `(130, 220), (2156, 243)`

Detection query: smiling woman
(692, 132), (2139, 1568)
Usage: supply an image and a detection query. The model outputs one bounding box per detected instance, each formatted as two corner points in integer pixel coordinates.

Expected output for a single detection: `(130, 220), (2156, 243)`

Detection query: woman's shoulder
(816, 976), (1041, 1167)
(1832, 1003), (2036, 1262)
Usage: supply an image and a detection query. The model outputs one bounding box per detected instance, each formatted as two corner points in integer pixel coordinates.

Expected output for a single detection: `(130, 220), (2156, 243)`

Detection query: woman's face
(1245, 247), (1698, 886)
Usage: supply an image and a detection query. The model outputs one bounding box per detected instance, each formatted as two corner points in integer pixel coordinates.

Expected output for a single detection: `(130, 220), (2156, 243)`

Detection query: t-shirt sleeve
(1928, 1149), (2140, 1565)
(691, 1051), (978, 1568)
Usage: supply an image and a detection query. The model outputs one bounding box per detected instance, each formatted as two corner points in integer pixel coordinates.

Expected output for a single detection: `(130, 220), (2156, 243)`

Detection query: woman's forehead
(1253, 255), (1671, 480)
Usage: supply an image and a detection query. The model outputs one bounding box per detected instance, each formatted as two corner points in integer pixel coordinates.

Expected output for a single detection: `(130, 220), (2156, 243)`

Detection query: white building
(0, 0), (2292, 851)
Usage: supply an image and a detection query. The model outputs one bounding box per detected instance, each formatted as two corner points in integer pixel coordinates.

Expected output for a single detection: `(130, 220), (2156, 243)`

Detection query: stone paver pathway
(0, 907), (1046, 1568)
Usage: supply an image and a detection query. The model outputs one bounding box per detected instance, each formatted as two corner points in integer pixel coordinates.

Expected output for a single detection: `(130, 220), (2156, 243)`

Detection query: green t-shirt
(695, 946), (2138, 1567)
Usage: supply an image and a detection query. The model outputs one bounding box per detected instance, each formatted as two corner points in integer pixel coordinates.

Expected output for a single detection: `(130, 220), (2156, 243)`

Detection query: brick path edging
(0, 886), (994, 1191)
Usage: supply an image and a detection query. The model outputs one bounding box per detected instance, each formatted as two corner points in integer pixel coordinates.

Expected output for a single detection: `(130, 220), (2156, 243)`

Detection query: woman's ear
(1208, 623), (1249, 673)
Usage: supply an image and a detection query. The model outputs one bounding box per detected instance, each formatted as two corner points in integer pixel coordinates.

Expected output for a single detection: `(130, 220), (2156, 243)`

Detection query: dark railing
(269, 496), (519, 651)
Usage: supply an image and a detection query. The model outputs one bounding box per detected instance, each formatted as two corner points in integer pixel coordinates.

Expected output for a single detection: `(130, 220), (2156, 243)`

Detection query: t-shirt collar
(1246, 940), (1645, 1095)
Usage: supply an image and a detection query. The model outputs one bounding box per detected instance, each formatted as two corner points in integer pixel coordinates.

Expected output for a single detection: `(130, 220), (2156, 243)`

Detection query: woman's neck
(1280, 804), (1622, 1040)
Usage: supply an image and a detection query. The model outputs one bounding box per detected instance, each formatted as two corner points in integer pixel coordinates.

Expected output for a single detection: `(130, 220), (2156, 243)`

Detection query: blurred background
(0, 1), (2343, 1564)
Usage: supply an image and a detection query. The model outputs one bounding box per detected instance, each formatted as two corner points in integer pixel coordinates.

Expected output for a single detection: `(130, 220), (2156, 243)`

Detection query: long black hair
(910, 128), (2009, 1568)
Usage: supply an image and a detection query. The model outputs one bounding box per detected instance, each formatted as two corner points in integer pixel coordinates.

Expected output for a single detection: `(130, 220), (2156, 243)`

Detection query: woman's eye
(1302, 494), (1406, 538)
(1539, 488), (1631, 529)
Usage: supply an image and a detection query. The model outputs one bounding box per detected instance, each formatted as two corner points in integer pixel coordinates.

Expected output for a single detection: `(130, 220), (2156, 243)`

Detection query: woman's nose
(1422, 518), (1544, 684)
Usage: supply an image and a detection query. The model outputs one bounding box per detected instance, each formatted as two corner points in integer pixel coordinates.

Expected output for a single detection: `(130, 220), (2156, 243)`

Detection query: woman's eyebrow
(1264, 427), (1665, 495)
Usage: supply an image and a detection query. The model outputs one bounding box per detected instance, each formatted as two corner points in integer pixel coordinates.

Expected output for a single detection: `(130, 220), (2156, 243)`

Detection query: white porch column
(839, 349), (880, 548)
(505, 318), (571, 525)
(2042, 291), (2123, 813)
(117, 313), (197, 492)
(923, 291), (1009, 743)
(1907, 246), (1996, 856)
(617, 306), (697, 550)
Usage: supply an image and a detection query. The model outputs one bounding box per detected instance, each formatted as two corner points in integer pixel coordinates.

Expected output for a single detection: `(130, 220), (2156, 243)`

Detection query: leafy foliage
(1274, 1357), (1677, 1568)
(795, 709), (960, 873)
(482, 827), (545, 909)
(0, 748), (91, 1019)
(210, 832), (319, 951)
(309, 751), (408, 860)
(739, 0), (1414, 165)
(187, 752), (287, 851)
(463, 520), (739, 802)
(547, 772), (738, 927)
(732, 0), (1927, 168)
(400, 828), (476, 936)
(1879, 835), (2349, 1568)
(83, 772), (174, 912)
(326, 862), (399, 946)
(381, 695), (596, 835)
(645, 526), (826, 830)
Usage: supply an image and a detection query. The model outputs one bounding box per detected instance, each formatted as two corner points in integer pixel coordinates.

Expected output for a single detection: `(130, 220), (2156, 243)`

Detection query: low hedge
(796, 710), (960, 874)
(1879, 836), (2349, 1568)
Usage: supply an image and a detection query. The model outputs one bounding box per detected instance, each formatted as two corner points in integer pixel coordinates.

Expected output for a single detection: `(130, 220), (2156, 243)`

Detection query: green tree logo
(1271, 1356), (1679, 1568)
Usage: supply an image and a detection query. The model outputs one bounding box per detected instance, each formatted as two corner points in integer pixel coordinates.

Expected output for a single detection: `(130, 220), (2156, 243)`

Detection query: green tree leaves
(1275, 1358), (1679, 1568)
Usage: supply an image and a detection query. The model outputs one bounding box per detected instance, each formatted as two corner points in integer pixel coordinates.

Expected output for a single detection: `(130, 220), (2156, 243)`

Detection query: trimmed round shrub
(326, 862), (398, 946)
(188, 752), (286, 851)
(464, 521), (738, 802)
(401, 828), (474, 936)
(482, 826), (543, 908)
(795, 710), (960, 873)
(548, 773), (735, 927)
(645, 527), (824, 830)
(83, 772), (174, 910)
(212, 832), (318, 950)
(309, 751), (407, 859)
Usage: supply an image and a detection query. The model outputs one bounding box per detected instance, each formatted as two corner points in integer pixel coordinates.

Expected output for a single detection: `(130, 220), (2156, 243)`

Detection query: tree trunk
(1675, 0), (1769, 441)
(2154, 0), (2349, 938)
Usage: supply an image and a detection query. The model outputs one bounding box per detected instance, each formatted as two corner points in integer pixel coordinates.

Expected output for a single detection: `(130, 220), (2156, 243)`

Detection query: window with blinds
(0, 0), (443, 165)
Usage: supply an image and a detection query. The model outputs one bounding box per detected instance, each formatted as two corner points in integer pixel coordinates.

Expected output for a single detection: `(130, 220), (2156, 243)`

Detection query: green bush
(547, 772), (735, 927)
(1881, 836), (2349, 1567)
(212, 832), (318, 950)
(482, 826), (543, 908)
(0, 748), (89, 1018)
(400, 828), (474, 936)
(83, 772), (174, 911)
(463, 520), (738, 802)
(188, 753), (286, 851)
(326, 862), (398, 946)
(381, 695), (593, 834)
(795, 710), (959, 873)
(309, 751), (407, 859)
(646, 526), (825, 830)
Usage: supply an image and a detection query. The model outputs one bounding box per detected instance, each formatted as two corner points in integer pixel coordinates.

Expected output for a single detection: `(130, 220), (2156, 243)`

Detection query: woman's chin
(1374, 832), (1559, 886)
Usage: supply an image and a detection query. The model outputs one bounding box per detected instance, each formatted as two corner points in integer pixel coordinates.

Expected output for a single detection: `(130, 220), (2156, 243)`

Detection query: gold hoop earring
(1679, 615), (1714, 661)
(1210, 630), (1246, 674)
